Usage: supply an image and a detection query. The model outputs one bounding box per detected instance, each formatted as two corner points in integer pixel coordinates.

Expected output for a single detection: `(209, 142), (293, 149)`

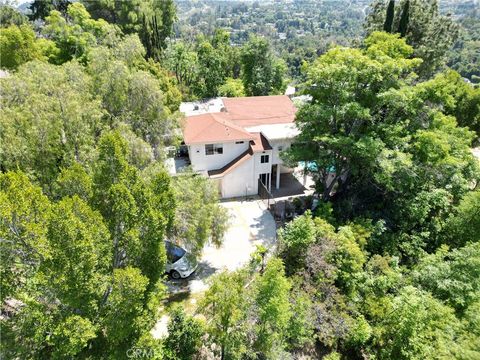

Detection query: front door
(259, 173), (270, 192)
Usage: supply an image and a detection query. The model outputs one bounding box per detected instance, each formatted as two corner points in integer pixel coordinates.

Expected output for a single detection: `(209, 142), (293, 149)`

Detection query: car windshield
(165, 242), (186, 263)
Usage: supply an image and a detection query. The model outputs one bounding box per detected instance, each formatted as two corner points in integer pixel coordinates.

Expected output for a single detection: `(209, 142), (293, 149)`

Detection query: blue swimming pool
(299, 161), (335, 172)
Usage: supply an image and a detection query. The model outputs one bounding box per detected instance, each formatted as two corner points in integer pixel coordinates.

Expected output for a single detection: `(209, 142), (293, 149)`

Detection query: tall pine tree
(383, 0), (395, 33)
(398, 0), (410, 37)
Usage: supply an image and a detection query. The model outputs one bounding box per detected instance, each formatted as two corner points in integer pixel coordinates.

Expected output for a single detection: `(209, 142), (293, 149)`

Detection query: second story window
(261, 155), (269, 163)
(205, 144), (223, 155)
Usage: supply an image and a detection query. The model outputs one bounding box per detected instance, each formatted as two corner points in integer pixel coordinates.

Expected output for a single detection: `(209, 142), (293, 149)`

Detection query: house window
(205, 144), (223, 155)
(235, 141), (244, 144)
(260, 155), (269, 163)
(278, 145), (283, 151)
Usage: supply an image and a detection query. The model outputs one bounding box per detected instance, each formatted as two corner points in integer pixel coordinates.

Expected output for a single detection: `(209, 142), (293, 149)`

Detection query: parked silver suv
(165, 241), (198, 279)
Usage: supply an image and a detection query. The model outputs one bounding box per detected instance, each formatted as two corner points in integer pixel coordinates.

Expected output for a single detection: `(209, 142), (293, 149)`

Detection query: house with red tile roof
(181, 95), (299, 198)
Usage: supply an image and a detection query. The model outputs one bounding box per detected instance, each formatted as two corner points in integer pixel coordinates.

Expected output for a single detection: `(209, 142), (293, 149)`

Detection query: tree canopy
(1, 2), (479, 359)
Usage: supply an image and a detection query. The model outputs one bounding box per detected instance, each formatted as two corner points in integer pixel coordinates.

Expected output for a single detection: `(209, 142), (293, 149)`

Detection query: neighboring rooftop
(179, 98), (225, 117)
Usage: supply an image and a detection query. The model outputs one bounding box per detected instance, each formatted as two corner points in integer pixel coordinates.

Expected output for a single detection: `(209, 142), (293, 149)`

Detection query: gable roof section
(207, 133), (273, 178)
(208, 147), (253, 178)
(183, 113), (255, 145)
(250, 132), (272, 152)
(221, 95), (297, 127)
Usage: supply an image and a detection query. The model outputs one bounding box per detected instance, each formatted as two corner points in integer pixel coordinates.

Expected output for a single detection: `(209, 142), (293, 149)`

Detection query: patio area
(271, 170), (315, 199)
(165, 156), (190, 175)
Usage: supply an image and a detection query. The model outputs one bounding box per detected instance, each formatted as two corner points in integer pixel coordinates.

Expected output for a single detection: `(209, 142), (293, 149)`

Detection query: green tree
(413, 243), (480, 312)
(164, 40), (199, 92)
(29, 0), (70, 20)
(287, 290), (315, 350)
(92, 131), (171, 283)
(49, 315), (97, 359)
(397, 0), (409, 37)
(365, 0), (459, 77)
(218, 78), (245, 97)
(164, 307), (205, 360)
(416, 70), (480, 139)
(0, 169), (168, 358)
(383, 0), (395, 33)
(241, 35), (286, 96)
(0, 60), (103, 188)
(0, 24), (51, 69)
(253, 258), (292, 357)
(171, 174), (228, 254)
(376, 286), (460, 359)
(83, 0), (176, 58)
(285, 32), (479, 260)
(140, 0), (176, 59)
(101, 266), (150, 349)
(443, 190), (480, 247)
(195, 40), (227, 98)
(41, 195), (111, 315)
(284, 32), (420, 202)
(88, 43), (179, 150)
(278, 211), (316, 275)
(53, 162), (93, 201)
(0, 171), (51, 302)
(0, 4), (28, 27)
(43, 3), (121, 64)
(201, 270), (249, 360)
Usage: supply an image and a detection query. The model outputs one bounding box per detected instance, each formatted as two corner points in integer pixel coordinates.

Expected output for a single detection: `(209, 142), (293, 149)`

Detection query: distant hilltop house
(180, 95), (299, 199)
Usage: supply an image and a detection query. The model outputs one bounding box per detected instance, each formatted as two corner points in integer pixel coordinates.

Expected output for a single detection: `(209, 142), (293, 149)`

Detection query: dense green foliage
(83, 0), (176, 60)
(1, 1), (479, 359)
(447, 9), (480, 84)
(0, 24), (55, 69)
(277, 30), (480, 360)
(365, 0), (459, 78)
(284, 33), (479, 261)
(0, 3), (227, 358)
(174, 0), (479, 84)
(28, 0), (70, 21)
(241, 35), (286, 96)
(163, 29), (285, 99)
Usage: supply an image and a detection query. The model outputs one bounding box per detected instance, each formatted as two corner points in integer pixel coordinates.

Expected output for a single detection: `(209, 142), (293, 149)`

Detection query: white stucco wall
(188, 141), (250, 172)
(221, 149), (273, 198)
(222, 157), (255, 198)
(253, 151), (274, 181)
(269, 139), (292, 166)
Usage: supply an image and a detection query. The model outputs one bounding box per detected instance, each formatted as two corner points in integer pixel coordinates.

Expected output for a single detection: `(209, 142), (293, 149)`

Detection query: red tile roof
(250, 132), (272, 152)
(183, 113), (255, 145)
(222, 95), (296, 127)
(182, 95), (296, 145)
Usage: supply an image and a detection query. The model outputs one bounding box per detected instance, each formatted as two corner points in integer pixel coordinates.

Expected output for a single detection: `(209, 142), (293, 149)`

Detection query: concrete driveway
(167, 199), (277, 293)
(152, 199), (277, 339)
